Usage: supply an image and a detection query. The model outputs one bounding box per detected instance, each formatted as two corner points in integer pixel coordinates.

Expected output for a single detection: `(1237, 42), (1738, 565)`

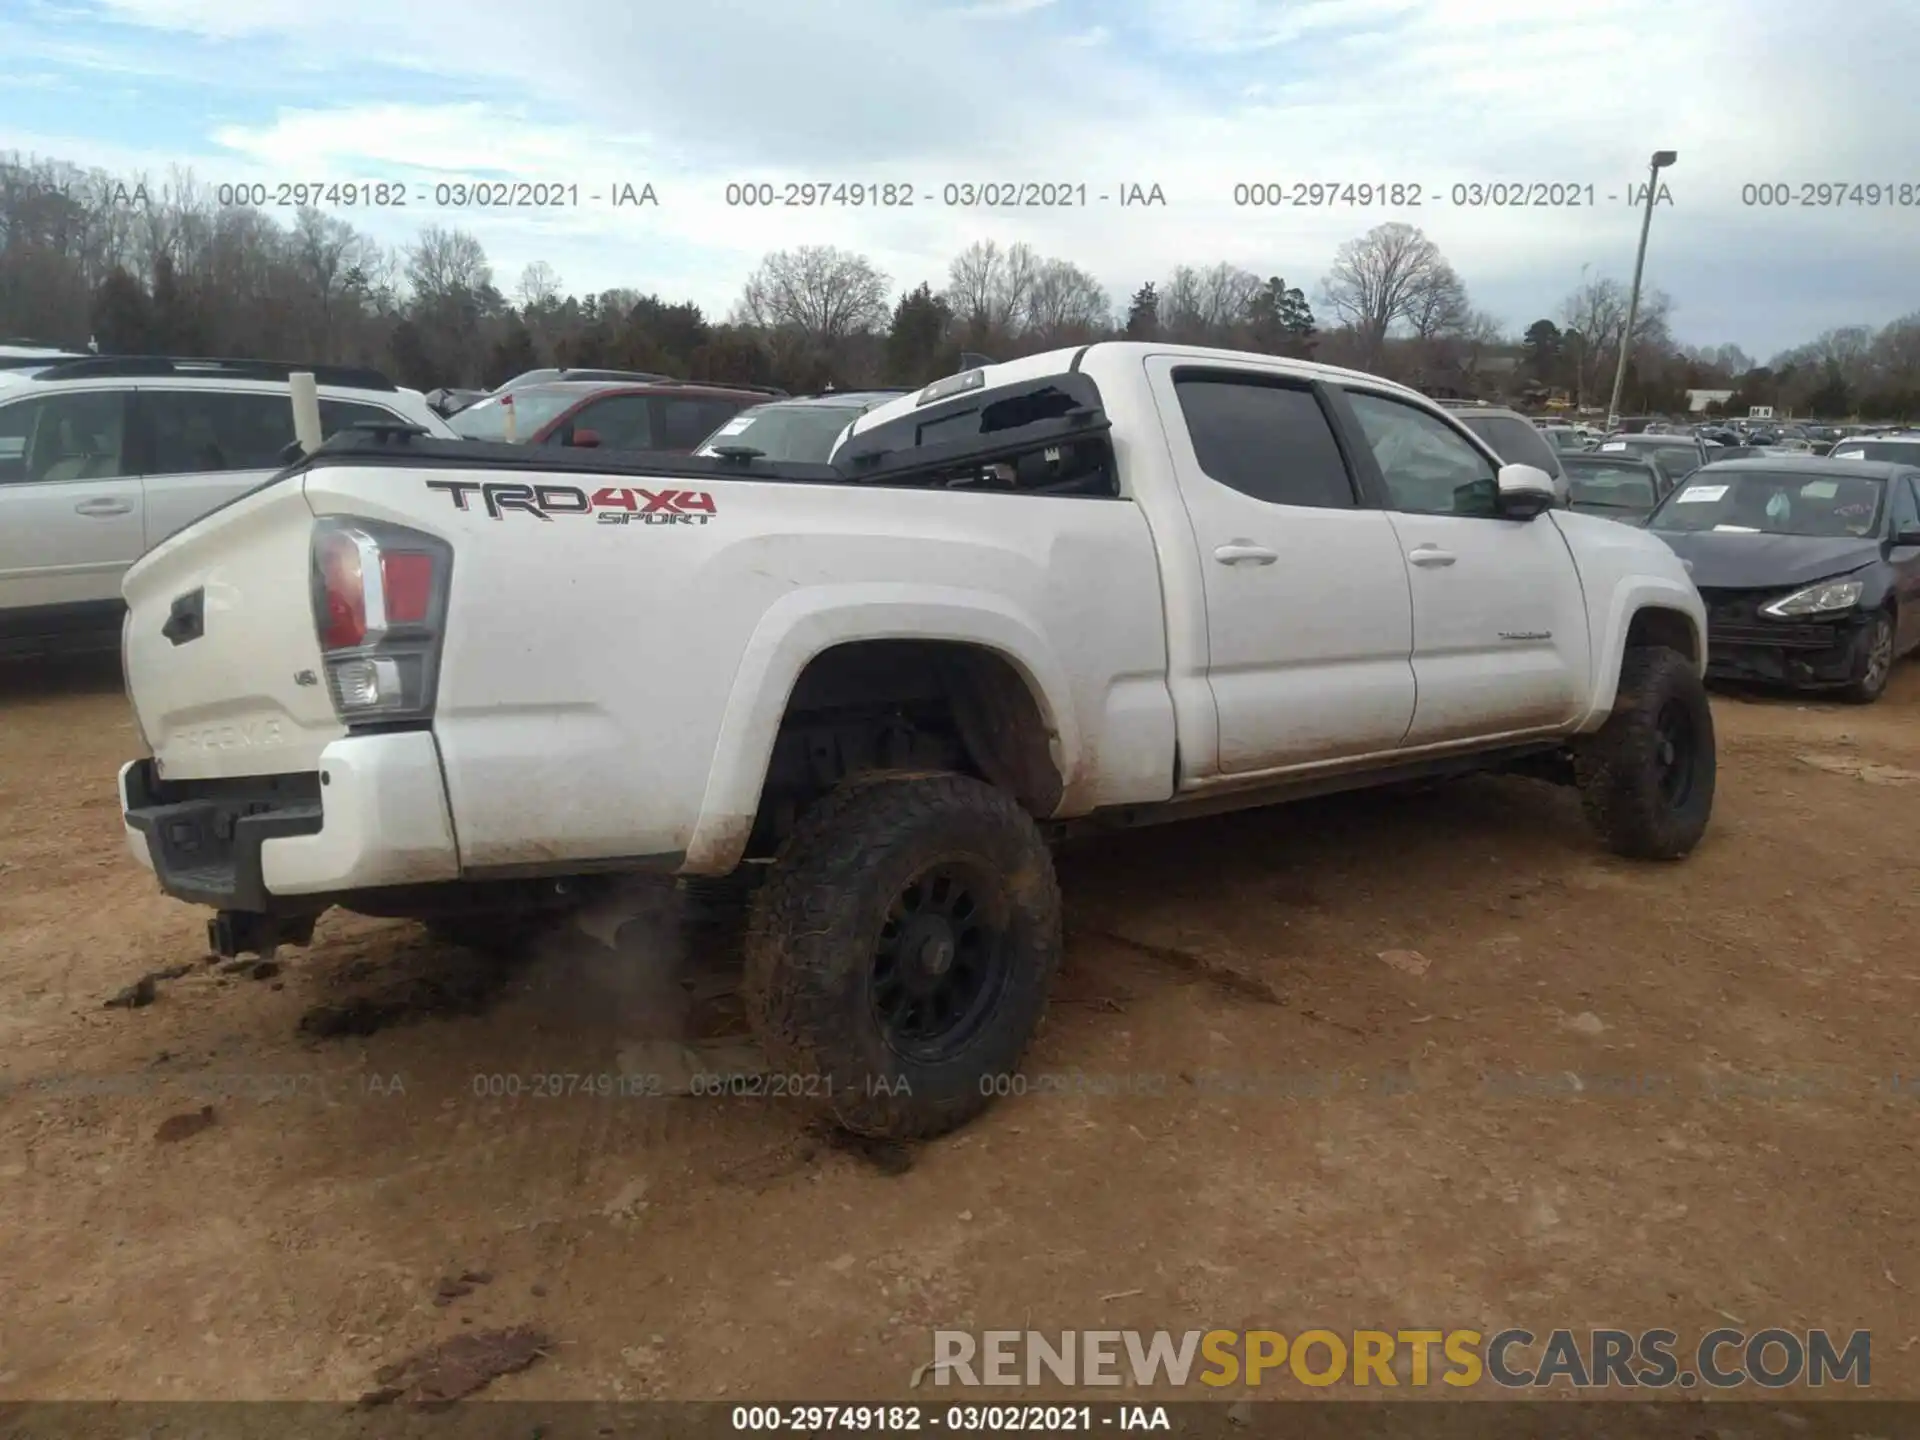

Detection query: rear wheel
(1573, 645), (1717, 860)
(1839, 608), (1896, 704)
(743, 772), (1061, 1141)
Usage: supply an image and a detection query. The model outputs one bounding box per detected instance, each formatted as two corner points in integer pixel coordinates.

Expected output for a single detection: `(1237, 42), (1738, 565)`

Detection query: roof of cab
(1695, 455), (1919, 481)
(840, 341), (1428, 443)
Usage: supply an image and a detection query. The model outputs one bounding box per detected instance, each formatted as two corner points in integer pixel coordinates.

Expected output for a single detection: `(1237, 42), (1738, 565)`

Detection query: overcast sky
(4, 0), (1917, 358)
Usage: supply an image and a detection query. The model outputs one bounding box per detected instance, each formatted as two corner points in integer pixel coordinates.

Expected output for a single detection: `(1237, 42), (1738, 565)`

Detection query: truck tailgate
(122, 478), (346, 781)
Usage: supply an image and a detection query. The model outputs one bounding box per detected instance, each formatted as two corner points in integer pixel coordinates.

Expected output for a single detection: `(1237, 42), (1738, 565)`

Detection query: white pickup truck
(116, 343), (1715, 1140)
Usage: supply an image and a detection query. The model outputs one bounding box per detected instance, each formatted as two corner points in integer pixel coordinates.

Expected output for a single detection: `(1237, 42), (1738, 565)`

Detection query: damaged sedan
(1646, 457), (1920, 703)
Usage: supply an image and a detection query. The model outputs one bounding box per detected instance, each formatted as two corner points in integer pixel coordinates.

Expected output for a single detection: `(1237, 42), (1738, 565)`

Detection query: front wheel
(743, 772), (1062, 1141)
(1573, 645), (1717, 860)
(1839, 608), (1896, 705)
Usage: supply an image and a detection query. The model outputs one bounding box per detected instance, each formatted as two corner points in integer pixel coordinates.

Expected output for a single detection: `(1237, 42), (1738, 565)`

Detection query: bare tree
(405, 225), (493, 303)
(516, 260), (562, 311)
(1809, 325), (1876, 391)
(1022, 258), (1111, 347)
(1870, 312), (1920, 393)
(1558, 272), (1671, 410)
(943, 239), (1038, 345)
(734, 245), (891, 348)
(1159, 263), (1261, 345)
(1318, 222), (1460, 366)
(290, 207), (375, 354)
(1405, 262), (1470, 342)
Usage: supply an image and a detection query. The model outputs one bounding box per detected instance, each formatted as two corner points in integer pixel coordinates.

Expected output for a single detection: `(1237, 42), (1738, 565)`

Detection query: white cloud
(16, 0), (1919, 354)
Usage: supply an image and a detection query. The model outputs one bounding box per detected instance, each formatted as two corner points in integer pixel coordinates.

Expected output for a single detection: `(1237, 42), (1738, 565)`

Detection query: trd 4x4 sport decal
(425, 479), (716, 525)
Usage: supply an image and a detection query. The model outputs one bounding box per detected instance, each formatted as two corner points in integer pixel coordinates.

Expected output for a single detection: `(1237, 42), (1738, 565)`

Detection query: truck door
(1334, 387), (1591, 747)
(1147, 358), (1416, 773)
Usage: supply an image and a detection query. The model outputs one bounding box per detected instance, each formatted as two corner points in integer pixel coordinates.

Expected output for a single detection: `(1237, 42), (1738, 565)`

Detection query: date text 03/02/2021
(729, 1405), (1169, 1431)
(210, 180), (657, 209)
(720, 182), (1166, 208)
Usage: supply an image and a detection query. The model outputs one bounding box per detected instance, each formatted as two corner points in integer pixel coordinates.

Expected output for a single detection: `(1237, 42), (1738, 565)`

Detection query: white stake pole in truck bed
(289, 371), (322, 454)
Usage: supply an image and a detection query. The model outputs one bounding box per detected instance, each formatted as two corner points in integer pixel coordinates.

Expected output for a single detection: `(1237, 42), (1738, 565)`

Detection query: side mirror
(1895, 526), (1920, 548)
(569, 428), (602, 449)
(1496, 463), (1557, 520)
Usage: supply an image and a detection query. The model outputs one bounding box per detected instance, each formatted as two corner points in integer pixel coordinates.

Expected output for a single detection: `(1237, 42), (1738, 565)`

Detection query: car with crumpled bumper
(1645, 456), (1920, 702)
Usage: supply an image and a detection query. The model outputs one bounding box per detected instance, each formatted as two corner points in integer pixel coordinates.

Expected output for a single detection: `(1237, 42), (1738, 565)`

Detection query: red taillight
(310, 518), (450, 724)
(317, 531), (367, 650)
(381, 552), (434, 624)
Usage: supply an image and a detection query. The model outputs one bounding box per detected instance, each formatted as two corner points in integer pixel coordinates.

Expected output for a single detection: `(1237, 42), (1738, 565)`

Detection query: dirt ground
(2, 654), (1918, 1404)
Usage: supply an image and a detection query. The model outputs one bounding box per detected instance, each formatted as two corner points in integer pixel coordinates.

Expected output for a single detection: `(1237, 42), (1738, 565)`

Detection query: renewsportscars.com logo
(927, 1328), (1871, 1391)
(425, 479), (716, 524)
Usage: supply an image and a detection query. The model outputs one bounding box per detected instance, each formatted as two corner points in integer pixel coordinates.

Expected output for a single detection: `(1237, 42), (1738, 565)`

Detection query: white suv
(0, 357), (457, 657)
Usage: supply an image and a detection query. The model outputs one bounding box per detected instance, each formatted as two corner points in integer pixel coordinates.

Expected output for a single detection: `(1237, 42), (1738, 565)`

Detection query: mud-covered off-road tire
(1839, 607), (1896, 705)
(1573, 644), (1716, 860)
(743, 771), (1062, 1141)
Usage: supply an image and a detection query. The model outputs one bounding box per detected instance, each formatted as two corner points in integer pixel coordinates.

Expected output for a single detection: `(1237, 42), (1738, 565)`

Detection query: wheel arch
(680, 589), (1078, 873)
(1580, 585), (1707, 727)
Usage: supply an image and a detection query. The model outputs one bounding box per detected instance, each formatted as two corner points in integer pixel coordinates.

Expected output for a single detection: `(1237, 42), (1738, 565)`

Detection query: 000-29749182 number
(1740, 181), (1920, 206)
(469, 1072), (666, 1098)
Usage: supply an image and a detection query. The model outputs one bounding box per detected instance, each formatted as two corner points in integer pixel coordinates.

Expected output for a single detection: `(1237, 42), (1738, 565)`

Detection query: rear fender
(680, 586), (1078, 872)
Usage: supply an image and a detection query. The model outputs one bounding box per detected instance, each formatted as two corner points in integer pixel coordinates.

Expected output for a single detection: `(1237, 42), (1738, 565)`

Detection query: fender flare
(680, 584), (1080, 871)
(1578, 577), (1707, 727)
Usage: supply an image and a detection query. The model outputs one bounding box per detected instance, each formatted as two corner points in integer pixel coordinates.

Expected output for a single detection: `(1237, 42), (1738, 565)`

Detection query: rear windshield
(1565, 463), (1658, 510)
(1650, 470), (1885, 537)
(451, 389), (578, 442)
(1829, 440), (1920, 463)
(1460, 414), (1563, 475)
(697, 402), (867, 463)
(1599, 439), (1700, 479)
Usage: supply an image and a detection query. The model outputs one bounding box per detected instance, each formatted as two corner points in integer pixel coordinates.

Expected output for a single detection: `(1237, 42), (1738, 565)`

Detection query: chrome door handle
(1408, 546), (1456, 567)
(1213, 542), (1277, 565)
(74, 498), (132, 517)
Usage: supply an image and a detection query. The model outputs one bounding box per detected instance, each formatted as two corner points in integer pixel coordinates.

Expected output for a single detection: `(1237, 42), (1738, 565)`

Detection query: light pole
(1605, 149), (1677, 432)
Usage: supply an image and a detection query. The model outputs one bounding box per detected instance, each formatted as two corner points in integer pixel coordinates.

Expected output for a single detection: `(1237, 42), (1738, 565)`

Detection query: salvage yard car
(1595, 432), (1712, 494)
(695, 390), (909, 463)
(113, 343), (1717, 1142)
(1561, 453), (1663, 523)
(1439, 401), (1570, 503)
(0, 356), (456, 657)
(1829, 434), (1920, 465)
(450, 379), (776, 453)
(1646, 456), (1920, 702)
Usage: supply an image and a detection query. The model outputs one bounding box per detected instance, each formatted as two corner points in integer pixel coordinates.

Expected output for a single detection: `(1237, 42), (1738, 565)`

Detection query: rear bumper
(1704, 613), (1872, 689)
(119, 731), (460, 913)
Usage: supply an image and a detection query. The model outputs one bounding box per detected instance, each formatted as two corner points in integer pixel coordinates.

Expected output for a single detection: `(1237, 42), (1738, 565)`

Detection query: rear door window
(1171, 374), (1357, 509)
(0, 390), (131, 483)
(319, 398), (407, 436)
(655, 397), (748, 450)
(142, 390), (296, 474)
(555, 395), (655, 448)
